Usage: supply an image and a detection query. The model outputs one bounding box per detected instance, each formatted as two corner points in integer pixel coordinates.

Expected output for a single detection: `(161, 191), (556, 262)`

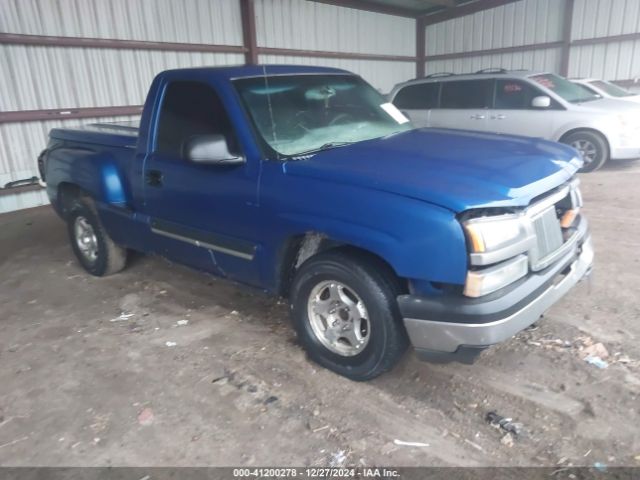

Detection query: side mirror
(184, 134), (244, 165)
(531, 96), (551, 108)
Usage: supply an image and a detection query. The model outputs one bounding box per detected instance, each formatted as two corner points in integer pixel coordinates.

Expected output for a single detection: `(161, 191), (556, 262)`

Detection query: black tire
(561, 130), (609, 173)
(67, 198), (127, 276)
(289, 250), (408, 381)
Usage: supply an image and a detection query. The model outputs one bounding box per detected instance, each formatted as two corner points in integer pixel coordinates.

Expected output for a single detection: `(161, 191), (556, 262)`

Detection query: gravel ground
(0, 161), (639, 467)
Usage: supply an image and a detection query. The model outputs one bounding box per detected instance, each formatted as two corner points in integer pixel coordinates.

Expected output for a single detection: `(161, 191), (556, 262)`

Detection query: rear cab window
(440, 80), (493, 109)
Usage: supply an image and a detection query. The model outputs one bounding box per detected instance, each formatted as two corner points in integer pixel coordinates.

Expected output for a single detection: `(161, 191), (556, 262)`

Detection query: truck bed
(49, 121), (139, 149)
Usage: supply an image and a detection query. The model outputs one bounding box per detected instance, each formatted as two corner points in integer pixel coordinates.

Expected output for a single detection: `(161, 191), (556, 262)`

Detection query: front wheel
(67, 199), (127, 276)
(562, 131), (609, 173)
(289, 250), (408, 381)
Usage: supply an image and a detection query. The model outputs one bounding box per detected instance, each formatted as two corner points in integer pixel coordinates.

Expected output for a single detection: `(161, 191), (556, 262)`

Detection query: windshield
(590, 80), (635, 98)
(233, 74), (412, 157)
(530, 73), (601, 103)
(573, 82), (601, 97)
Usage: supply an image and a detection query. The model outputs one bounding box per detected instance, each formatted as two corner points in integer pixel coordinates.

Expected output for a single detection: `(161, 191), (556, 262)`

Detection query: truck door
(141, 80), (261, 285)
(488, 79), (557, 139)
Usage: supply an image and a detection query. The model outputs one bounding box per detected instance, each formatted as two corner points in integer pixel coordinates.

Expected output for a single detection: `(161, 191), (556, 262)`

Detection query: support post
(416, 16), (426, 78)
(240, 0), (258, 65)
(560, 0), (575, 77)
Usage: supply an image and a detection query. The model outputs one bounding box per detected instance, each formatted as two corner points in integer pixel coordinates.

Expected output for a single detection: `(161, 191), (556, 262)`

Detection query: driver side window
(155, 81), (237, 158)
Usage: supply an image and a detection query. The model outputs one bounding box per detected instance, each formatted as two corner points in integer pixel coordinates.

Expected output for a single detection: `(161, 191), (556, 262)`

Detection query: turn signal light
(465, 223), (486, 252)
(560, 208), (579, 228)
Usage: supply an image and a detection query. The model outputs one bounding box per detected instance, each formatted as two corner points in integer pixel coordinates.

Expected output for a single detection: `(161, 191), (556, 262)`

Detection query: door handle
(491, 114), (507, 120)
(145, 169), (163, 187)
(470, 114), (486, 120)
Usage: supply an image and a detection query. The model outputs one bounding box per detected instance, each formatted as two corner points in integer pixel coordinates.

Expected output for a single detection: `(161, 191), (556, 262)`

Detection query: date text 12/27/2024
(232, 468), (400, 478)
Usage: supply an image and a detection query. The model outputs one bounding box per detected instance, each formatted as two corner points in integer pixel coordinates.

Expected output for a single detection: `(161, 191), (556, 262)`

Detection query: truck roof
(160, 64), (353, 80)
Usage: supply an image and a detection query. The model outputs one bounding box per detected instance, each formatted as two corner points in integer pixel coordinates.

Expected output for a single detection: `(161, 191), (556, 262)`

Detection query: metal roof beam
(427, 0), (458, 6)
(421, 0), (522, 25)
(309, 0), (420, 18)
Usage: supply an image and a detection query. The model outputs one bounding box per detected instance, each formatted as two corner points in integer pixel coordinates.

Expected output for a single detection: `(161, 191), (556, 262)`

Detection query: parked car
(390, 69), (640, 172)
(39, 65), (593, 380)
(571, 78), (640, 104)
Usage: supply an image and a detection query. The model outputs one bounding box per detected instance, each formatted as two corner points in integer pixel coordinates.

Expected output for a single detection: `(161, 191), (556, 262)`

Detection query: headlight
(462, 214), (534, 297)
(464, 215), (523, 253)
(464, 255), (528, 297)
(463, 214), (534, 266)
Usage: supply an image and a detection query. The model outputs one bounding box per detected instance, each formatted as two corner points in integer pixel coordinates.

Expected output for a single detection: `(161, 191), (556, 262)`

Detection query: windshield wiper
(286, 141), (354, 159)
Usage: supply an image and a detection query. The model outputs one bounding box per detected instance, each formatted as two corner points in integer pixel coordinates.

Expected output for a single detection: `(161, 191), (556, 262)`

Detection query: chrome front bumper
(401, 235), (594, 356)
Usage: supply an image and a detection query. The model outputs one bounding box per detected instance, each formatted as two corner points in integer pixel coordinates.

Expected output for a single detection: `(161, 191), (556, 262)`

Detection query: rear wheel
(290, 250), (408, 381)
(562, 130), (609, 173)
(67, 199), (127, 276)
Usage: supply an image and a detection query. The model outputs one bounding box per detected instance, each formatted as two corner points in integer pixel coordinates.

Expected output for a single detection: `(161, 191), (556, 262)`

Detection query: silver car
(571, 78), (640, 104)
(390, 69), (640, 172)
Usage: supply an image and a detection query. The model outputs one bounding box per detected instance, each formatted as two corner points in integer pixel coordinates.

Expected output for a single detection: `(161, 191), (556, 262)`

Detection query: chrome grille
(532, 207), (564, 262)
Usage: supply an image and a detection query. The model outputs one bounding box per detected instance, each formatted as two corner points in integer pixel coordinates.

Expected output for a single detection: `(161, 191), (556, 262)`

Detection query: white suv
(389, 70), (640, 172)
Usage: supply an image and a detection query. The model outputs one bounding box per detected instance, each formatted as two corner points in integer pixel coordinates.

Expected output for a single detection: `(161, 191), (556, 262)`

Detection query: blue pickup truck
(39, 65), (593, 380)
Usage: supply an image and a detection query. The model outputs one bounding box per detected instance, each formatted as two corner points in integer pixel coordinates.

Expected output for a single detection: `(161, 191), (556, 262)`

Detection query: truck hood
(283, 129), (581, 213)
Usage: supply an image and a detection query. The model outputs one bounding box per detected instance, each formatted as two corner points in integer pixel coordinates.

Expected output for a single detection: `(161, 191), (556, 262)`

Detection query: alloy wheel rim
(307, 280), (370, 357)
(571, 139), (598, 164)
(74, 216), (98, 263)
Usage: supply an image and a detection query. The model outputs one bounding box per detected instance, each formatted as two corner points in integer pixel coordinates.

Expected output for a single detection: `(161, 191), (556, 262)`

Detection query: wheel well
(57, 183), (90, 218)
(276, 232), (406, 297)
(559, 128), (610, 153)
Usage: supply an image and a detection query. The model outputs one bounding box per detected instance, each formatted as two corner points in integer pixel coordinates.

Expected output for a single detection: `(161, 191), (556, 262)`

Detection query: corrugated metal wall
(0, 0), (417, 213)
(424, 0), (640, 85)
(256, 0), (416, 92)
(569, 0), (640, 79)
(1, 47), (244, 111)
(255, 0), (414, 56)
(425, 0), (567, 74)
(0, 0), (244, 43)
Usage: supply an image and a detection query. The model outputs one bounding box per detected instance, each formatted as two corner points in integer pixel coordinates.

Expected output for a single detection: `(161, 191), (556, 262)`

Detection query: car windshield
(233, 74), (412, 157)
(530, 73), (601, 103)
(590, 80), (635, 98)
(573, 82), (601, 98)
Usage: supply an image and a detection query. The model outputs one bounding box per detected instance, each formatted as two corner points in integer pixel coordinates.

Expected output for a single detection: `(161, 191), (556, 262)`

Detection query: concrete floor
(1, 161), (639, 467)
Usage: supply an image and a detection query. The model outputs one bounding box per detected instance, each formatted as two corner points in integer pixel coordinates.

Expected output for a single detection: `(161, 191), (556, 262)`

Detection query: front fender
(277, 206), (467, 284)
(261, 174), (468, 290)
(552, 118), (611, 144)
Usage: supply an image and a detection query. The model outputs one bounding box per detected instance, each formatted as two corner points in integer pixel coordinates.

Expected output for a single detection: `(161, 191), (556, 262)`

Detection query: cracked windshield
(234, 74), (412, 157)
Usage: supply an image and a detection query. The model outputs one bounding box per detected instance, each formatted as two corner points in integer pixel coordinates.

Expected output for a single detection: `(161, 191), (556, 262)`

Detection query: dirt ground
(1, 161), (639, 468)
